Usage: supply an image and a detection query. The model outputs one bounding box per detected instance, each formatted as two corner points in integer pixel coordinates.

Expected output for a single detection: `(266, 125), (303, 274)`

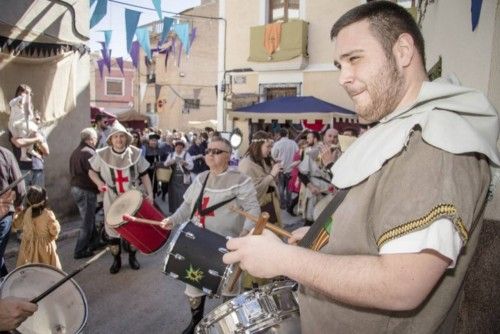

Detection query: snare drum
(107, 190), (170, 254)
(0, 264), (88, 334)
(163, 221), (234, 297)
(196, 280), (300, 334)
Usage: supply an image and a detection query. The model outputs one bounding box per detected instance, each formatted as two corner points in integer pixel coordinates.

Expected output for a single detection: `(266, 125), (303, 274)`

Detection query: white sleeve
(379, 218), (463, 268)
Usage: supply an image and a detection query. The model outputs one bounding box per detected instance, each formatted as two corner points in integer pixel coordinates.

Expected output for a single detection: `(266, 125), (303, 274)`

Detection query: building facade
(136, 0), (219, 132)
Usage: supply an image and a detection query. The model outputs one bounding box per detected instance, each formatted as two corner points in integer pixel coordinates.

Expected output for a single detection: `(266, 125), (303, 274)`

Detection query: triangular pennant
(189, 27), (197, 46)
(173, 23), (190, 54)
(160, 17), (174, 44)
(129, 41), (140, 68)
(136, 27), (152, 60)
(471, 0), (483, 31)
(97, 59), (104, 79)
(103, 30), (112, 50)
(125, 9), (141, 53)
(116, 57), (124, 75)
(90, 0), (97, 7)
(151, 0), (162, 20)
(90, 0), (108, 28)
(193, 88), (201, 100)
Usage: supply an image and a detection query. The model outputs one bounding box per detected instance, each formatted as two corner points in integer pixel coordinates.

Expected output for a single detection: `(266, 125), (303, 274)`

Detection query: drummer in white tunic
(88, 121), (153, 274)
(161, 137), (260, 334)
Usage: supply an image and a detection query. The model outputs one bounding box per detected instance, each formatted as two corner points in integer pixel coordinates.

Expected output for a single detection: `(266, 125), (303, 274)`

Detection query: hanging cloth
(264, 22), (282, 55)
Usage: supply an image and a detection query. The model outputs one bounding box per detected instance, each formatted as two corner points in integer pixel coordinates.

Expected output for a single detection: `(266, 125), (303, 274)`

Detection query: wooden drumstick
(229, 206), (293, 239)
(123, 214), (164, 227)
(30, 248), (109, 304)
(228, 211), (270, 292)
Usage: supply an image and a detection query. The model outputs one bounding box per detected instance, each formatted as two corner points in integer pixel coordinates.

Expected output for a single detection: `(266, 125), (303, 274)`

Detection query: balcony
(248, 19), (308, 71)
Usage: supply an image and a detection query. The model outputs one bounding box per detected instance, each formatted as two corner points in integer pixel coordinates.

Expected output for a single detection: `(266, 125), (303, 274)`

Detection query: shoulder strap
(298, 189), (349, 249)
(190, 172), (210, 219)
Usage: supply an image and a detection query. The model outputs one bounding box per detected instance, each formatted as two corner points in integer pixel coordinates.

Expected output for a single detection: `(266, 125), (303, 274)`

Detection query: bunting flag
(90, 0), (97, 7)
(90, 0), (108, 28)
(97, 59), (104, 79)
(155, 84), (162, 99)
(193, 88), (201, 100)
(129, 41), (140, 68)
(177, 41), (182, 66)
(160, 17), (174, 44)
(103, 30), (112, 50)
(189, 27), (197, 46)
(173, 23), (190, 53)
(136, 27), (152, 60)
(151, 0), (163, 20)
(116, 57), (124, 75)
(471, 0), (483, 31)
(125, 9), (141, 53)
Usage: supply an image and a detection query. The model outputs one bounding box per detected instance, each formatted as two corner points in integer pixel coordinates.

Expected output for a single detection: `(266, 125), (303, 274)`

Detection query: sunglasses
(205, 148), (228, 155)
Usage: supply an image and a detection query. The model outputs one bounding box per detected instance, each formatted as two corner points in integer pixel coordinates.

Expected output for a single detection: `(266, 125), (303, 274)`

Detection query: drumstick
(123, 214), (164, 227)
(0, 171), (32, 197)
(30, 248), (109, 304)
(228, 212), (270, 292)
(229, 206), (293, 239)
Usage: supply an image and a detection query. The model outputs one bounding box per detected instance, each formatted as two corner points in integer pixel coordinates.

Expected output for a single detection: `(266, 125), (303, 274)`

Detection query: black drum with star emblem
(163, 221), (235, 297)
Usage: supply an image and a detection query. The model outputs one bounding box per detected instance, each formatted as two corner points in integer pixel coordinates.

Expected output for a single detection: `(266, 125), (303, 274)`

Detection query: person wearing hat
(163, 140), (193, 213)
(88, 121), (153, 274)
(143, 132), (167, 198)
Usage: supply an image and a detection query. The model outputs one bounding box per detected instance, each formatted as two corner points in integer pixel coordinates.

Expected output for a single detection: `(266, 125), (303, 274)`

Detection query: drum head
(0, 264), (88, 334)
(107, 190), (143, 227)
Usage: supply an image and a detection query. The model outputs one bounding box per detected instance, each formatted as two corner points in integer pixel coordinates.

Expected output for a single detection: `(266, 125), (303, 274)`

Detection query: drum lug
(174, 253), (185, 261)
(208, 269), (220, 277)
(184, 232), (196, 240)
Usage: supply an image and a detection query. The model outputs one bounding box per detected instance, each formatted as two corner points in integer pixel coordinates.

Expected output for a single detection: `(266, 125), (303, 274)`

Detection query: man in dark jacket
(70, 128), (99, 259)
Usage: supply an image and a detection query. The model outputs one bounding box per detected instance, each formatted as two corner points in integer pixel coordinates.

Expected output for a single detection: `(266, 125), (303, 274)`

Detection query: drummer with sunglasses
(161, 137), (260, 334)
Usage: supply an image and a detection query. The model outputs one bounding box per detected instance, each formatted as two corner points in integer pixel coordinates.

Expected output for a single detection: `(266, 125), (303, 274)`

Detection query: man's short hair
(95, 114), (106, 123)
(279, 128), (289, 138)
(80, 127), (97, 141)
(210, 137), (232, 152)
(330, 1), (426, 68)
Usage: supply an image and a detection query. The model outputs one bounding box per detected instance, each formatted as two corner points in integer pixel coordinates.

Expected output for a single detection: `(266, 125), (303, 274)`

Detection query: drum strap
(298, 189), (349, 249)
(190, 172), (210, 220)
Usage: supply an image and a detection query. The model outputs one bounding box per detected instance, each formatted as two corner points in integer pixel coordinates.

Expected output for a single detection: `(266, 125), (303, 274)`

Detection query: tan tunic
(299, 131), (490, 334)
(15, 208), (61, 269)
(238, 157), (282, 226)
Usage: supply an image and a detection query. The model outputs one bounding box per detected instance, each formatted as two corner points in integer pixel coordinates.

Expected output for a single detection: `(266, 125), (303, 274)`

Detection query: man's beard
(356, 57), (405, 124)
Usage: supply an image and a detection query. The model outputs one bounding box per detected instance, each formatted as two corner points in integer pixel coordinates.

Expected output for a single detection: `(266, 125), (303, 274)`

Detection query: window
(105, 78), (124, 96)
(269, 0), (299, 23)
(184, 99), (200, 109)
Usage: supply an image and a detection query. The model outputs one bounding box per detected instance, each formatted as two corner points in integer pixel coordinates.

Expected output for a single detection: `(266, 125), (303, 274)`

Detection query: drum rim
(198, 280), (299, 331)
(0, 263), (89, 334)
(107, 189), (143, 227)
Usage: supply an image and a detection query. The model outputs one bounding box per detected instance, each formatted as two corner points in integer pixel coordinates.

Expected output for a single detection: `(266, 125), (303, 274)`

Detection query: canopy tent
(229, 96), (357, 124)
(115, 109), (148, 122)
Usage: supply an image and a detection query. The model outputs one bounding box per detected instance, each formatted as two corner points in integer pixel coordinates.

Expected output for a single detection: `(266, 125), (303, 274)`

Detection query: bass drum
(0, 264), (88, 334)
(196, 280), (300, 334)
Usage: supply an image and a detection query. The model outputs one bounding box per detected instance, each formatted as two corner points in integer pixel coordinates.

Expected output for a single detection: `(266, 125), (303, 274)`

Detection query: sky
(89, 0), (201, 60)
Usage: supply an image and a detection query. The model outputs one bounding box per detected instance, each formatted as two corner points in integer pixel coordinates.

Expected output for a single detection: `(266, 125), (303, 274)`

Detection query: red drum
(107, 190), (170, 254)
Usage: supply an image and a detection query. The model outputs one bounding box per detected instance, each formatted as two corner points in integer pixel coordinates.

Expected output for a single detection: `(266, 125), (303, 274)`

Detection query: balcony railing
(248, 20), (308, 63)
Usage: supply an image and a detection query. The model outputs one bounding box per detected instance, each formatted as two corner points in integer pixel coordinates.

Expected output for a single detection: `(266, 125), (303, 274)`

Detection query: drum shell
(107, 190), (170, 254)
(156, 167), (172, 182)
(163, 222), (232, 296)
(0, 264), (88, 334)
(196, 280), (301, 334)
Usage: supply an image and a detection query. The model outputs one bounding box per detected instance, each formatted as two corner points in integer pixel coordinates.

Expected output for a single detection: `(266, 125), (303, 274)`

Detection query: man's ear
(393, 33), (415, 68)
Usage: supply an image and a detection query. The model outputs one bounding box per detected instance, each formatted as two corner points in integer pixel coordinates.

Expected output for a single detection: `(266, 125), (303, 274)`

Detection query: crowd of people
(0, 1), (498, 333)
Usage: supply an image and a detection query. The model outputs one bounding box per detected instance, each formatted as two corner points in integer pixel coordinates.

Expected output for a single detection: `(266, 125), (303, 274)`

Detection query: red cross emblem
(115, 170), (129, 193)
(194, 197), (215, 228)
